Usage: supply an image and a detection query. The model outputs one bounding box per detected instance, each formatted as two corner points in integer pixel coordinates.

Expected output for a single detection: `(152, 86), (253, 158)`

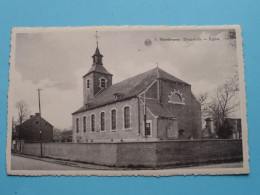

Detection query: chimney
(35, 113), (41, 117)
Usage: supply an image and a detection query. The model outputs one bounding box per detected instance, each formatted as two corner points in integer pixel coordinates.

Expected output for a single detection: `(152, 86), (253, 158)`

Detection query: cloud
(9, 67), (83, 129)
(10, 29), (239, 129)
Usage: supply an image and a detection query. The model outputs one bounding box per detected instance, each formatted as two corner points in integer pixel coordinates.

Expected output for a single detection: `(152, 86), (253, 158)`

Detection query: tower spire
(95, 31), (99, 48)
(92, 31), (103, 65)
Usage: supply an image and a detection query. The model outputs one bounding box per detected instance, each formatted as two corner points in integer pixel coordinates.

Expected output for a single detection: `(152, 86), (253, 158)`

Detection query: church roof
(83, 64), (113, 77)
(83, 46), (112, 77)
(145, 99), (176, 118)
(73, 67), (189, 114)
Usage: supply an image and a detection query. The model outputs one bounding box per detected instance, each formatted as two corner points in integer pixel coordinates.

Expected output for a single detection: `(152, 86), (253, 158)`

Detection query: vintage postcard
(7, 25), (249, 176)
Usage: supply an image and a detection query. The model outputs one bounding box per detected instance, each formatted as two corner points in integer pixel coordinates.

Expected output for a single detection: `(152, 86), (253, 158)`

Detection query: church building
(72, 43), (202, 143)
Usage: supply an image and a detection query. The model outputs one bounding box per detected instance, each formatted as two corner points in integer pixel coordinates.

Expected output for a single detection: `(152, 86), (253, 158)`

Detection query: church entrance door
(166, 121), (178, 139)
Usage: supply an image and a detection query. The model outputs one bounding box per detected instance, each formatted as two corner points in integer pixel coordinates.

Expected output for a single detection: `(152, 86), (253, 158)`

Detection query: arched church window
(91, 114), (95, 132)
(83, 116), (86, 132)
(76, 118), (79, 133)
(124, 106), (131, 129)
(111, 109), (117, 130)
(172, 93), (182, 102)
(168, 90), (185, 104)
(87, 79), (90, 88)
(100, 78), (107, 88)
(100, 112), (105, 131)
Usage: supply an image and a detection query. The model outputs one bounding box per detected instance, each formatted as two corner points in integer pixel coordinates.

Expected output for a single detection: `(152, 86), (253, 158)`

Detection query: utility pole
(143, 91), (147, 136)
(38, 88), (42, 115)
(37, 88), (43, 157)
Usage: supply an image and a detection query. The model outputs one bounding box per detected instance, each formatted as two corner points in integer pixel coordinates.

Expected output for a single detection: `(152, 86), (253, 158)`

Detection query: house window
(124, 106), (131, 129)
(76, 118), (79, 133)
(91, 114), (95, 132)
(111, 109), (117, 130)
(83, 116), (86, 132)
(100, 112), (105, 131)
(87, 79), (90, 88)
(100, 78), (107, 88)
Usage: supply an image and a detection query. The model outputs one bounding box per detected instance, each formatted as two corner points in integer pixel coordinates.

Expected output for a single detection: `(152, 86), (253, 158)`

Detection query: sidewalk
(12, 154), (118, 170)
(12, 153), (243, 170)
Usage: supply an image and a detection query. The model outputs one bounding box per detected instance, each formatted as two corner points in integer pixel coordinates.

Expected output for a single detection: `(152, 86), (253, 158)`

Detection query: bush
(217, 120), (233, 139)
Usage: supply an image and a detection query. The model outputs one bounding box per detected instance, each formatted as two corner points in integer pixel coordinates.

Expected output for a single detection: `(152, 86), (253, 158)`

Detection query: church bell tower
(83, 32), (113, 105)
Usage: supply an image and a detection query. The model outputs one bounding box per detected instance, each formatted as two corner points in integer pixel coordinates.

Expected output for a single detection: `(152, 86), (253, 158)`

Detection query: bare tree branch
(207, 70), (240, 129)
(16, 100), (31, 124)
(196, 92), (209, 116)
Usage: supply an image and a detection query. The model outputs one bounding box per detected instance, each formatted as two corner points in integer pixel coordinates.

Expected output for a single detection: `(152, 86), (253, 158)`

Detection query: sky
(9, 27), (239, 129)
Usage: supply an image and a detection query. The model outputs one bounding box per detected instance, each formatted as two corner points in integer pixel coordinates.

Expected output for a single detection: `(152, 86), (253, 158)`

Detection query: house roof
(145, 99), (176, 118)
(73, 67), (189, 114)
(16, 113), (54, 128)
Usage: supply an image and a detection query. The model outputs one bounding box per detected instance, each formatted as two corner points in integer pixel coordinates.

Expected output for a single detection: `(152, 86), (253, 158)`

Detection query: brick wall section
(83, 73), (94, 104)
(116, 142), (157, 167)
(155, 140), (242, 167)
(139, 101), (158, 141)
(23, 142), (117, 166)
(72, 98), (140, 143)
(83, 72), (112, 104)
(17, 114), (53, 142)
(160, 80), (202, 139)
(157, 118), (178, 140)
(145, 81), (157, 98)
(22, 140), (242, 168)
(93, 72), (113, 96)
(23, 143), (41, 156)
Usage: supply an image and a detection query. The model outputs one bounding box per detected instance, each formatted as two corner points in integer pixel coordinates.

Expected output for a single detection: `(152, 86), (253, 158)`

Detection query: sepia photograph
(6, 25), (249, 176)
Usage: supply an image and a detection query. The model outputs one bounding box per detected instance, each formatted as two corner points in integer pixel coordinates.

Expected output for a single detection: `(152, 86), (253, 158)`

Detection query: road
(11, 155), (243, 171)
(187, 162), (243, 169)
(11, 155), (87, 170)
(11, 155), (115, 170)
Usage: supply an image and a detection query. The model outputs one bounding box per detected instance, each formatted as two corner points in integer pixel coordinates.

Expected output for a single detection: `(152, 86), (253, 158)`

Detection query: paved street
(11, 155), (115, 170)
(187, 162), (243, 169)
(11, 155), (85, 170)
(11, 154), (243, 170)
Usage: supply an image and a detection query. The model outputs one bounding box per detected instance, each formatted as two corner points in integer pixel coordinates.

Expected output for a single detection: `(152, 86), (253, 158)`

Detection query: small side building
(202, 117), (242, 139)
(16, 113), (54, 142)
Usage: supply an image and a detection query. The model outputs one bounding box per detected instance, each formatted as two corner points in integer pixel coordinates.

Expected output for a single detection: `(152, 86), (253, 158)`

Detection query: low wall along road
(21, 140), (243, 168)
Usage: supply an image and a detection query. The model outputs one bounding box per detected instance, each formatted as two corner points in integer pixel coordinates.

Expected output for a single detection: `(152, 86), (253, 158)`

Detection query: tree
(53, 128), (63, 142)
(217, 120), (233, 139)
(16, 100), (31, 125)
(196, 91), (209, 117)
(207, 70), (240, 131)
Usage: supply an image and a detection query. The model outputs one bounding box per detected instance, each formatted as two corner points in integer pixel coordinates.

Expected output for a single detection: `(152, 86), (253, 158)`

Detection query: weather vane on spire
(95, 31), (100, 47)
